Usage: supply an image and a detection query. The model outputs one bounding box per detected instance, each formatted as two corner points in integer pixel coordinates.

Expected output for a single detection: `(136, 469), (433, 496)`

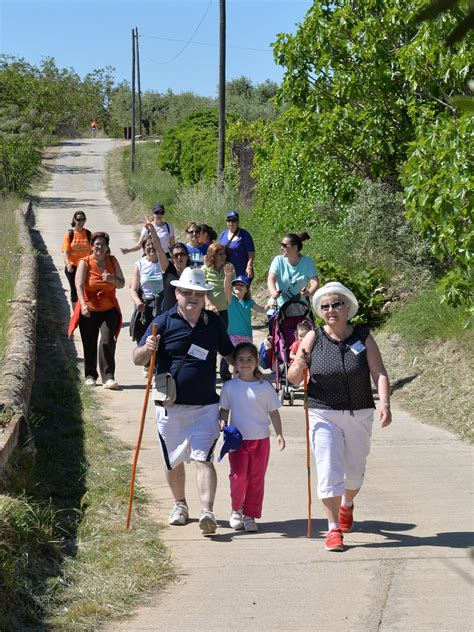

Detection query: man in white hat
(133, 267), (234, 535)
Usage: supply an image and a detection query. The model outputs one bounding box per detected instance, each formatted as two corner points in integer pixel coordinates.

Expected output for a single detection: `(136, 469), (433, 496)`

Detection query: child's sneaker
(243, 515), (258, 532)
(338, 503), (354, 533)
(229, 509), (243, 530)
(199, 509), (217, 535)
(325, 528), (344, 551)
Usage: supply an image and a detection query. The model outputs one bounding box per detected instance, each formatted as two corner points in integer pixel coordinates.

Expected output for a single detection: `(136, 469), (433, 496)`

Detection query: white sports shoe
(168, 503), (189, 526)
(243, 515), (258, 532)
(103, 379), (119, 390)
(199, 509), (217, 535)
(85, 376), (96, 386)
(229, 509), (243, 530)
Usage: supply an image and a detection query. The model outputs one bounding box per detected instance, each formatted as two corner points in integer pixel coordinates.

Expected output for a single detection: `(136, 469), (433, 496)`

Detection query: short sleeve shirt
(139, 306), (234, 405)
(61, 230), (92, 266)
(220, 378), (282, 440)
(227, 295), (255, 337)
(269, 255), (318, 307)
(185, 244), (208, 267)
(140, 222), (175, 253)
(219, 228), (255, 276)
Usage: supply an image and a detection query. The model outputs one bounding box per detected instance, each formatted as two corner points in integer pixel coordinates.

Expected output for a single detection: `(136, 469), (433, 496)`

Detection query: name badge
(349, 340), (366, 355)
(188, 343), (209, 361)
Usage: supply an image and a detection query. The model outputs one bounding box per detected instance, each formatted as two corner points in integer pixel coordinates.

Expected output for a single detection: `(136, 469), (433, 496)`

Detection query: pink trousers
(228, 437), (270, 518)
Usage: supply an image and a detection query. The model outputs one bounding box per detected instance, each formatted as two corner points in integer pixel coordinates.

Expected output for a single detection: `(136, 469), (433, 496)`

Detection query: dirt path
(34, 140), (473, 631)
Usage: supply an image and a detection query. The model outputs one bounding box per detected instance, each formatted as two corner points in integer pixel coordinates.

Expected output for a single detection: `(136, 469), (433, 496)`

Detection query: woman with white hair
(288, 282), (391, 552)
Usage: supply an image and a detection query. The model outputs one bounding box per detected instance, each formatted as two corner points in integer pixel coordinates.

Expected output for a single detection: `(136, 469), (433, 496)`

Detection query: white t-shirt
(220, 377), (282, 440)
(140, 222), (174, 253)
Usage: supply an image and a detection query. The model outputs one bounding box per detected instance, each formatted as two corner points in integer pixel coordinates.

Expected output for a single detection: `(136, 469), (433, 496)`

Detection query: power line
(141, 33), (271, 54)
(144, 0), (214, 65)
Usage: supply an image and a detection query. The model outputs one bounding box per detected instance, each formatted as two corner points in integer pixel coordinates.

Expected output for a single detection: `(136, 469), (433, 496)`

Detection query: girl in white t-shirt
(219, 343), (285, 532)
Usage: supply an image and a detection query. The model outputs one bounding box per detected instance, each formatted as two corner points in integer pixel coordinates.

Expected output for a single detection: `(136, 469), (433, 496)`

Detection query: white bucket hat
(170, 267), (214, 292)
(312, 282), (359, 319)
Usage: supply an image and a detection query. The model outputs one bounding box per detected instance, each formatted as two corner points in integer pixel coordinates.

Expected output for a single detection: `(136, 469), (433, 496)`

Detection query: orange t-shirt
(61, 230), (92, 267)
(83, 255), (118, 312)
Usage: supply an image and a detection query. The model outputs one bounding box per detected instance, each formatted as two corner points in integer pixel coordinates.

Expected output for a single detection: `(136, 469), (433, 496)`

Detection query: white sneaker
(199, 509), (217, 535)
(168, 503), (189, 526)
(243, 515), (258, 532)
(229, 509), (243, 530)
(103, 379), (119, 390)
(85, 376), (96, 386)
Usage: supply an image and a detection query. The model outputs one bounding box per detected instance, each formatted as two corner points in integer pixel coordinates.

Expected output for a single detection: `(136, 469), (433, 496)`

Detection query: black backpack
(68, 228), (92, 244)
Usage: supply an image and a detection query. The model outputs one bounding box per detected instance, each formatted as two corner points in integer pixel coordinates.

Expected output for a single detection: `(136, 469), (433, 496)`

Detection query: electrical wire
(143, 0), (214, 65)
(141, 33), (271, 54)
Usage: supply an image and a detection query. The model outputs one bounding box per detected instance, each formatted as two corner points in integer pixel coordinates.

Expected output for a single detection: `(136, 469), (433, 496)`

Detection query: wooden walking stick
(126, 323), (158, 529)
(303, 366), (312, 538)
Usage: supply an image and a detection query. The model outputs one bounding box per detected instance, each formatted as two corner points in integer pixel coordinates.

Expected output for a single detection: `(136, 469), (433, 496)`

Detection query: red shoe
(325, 528), (344, 551)
(339, 504), (354, 533)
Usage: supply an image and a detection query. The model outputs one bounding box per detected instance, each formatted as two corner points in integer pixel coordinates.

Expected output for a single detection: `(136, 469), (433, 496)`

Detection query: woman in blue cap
(219, 211), (255, 278)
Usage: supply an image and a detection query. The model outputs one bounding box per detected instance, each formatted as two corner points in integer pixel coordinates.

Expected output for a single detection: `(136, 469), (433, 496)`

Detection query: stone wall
(0, 200), (37, 468)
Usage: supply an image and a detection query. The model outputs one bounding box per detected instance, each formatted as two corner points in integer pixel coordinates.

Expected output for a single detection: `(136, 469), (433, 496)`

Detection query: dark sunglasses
(226, 218), (238, 223)
(75, 216), (86, 221)
(280, 242), (293, 248)
(172, 252), (187, 258)
(320, 300), (345, 312)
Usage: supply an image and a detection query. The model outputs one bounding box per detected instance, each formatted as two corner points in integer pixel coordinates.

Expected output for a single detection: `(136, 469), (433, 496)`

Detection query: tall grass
(0, 194), (21, 362)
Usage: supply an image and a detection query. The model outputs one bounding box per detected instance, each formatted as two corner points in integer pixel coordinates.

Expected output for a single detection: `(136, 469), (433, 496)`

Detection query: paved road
(35, 140), (473, 631)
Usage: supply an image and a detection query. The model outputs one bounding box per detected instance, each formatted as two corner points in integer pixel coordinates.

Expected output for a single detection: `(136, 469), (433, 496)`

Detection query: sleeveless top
(136, 257), (163, 299)
(307, 326), (375, 411)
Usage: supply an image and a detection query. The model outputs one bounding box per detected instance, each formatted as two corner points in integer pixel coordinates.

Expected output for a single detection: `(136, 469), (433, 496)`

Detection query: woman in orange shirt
(61, 211), (92, 308)
(69, 232), (125, 389)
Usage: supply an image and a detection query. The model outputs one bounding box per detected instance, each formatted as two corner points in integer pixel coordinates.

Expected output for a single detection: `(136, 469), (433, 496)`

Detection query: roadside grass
(0, 234), (174, 630)
(0, 194), (21, 365)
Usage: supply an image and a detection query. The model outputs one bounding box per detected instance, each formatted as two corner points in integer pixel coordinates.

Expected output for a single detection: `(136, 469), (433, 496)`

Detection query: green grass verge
(0, 234), (174, 630)
(0, 194), (21, 365)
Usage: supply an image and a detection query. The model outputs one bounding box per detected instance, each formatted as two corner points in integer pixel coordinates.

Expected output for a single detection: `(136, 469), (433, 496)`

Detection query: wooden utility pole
(131, 28), (136, 171)
(135, 27), (143, 137)
(217, 0), (226, 190)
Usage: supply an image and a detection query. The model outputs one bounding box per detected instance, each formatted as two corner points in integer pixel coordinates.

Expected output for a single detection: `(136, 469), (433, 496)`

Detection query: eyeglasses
(178, 288), (205, 298)
(226, 218), (237, 223)
(75, 217), (86, 221)
(93, 242), (107, 248)
(187, 230), (201, 235)
(280, 242), (293, 248)
(144, 245), (156, 250)
(320, 300), (345, 312)
(172, 252), (187, 258)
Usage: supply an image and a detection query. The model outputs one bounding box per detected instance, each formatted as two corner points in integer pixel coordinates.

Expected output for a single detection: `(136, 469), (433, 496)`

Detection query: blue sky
(1, 0), (311, 96)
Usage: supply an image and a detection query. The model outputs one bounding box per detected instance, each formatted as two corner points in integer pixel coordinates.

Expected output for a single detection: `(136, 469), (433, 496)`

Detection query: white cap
(170, 267), (214, 291)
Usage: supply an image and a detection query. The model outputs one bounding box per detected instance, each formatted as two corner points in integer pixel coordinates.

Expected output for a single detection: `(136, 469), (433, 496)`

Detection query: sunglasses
(178, 288), (205, 298)
(75, 217), (86, 221)
(320, 300), (345, 312)
(280, 242), (293, 248)
(172, 252), (187, 258)
(187, 230), (201, 234)
(226, 218), (238, 223)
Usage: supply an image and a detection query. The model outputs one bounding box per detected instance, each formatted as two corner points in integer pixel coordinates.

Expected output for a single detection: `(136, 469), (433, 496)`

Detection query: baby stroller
(270, 296), (314, 405)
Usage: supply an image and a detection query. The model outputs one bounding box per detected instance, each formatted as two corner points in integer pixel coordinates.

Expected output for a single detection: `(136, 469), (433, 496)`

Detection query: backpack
(68, 228), (92, 244)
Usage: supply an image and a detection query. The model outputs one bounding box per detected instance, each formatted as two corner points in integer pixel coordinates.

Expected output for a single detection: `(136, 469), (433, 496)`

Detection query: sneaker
(339, 503), (354, 533)
(143, 366), (149, 378)
(229, 509), (243, 530)
(168, 503), (189, 526)
(85, 376), (96, 386)
(199, 509), (217, 535)
(103, 379), (119, 390)
(243, 515), (258, 532)
(325, 528), (344, 552)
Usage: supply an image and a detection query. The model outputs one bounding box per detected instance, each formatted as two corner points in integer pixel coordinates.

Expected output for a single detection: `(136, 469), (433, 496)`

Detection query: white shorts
(309, 408), (374, 499)
(155, 403), (220, 470)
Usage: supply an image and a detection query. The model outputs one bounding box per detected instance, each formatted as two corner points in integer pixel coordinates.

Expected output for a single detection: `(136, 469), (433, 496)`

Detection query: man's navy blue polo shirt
(139, 306), (234, 405)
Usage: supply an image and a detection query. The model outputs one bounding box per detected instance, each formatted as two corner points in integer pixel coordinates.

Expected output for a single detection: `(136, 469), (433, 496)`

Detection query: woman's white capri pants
(308, 408), (374, 499)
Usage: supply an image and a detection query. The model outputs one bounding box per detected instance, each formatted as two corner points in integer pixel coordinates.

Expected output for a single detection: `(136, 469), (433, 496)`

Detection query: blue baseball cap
(218, 425), (243, 462)
(231, 275), (251, 287)
(226, 211), (239, 220)
(152, 203), (165, 214)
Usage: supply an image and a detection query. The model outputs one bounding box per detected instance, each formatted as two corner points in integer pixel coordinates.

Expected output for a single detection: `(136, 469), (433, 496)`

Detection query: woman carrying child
(219, 343), (285, 532)
(223, 271), (270, 346)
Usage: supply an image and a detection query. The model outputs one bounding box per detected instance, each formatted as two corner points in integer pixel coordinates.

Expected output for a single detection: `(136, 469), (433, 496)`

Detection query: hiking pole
(303, 366), (312, 538)
(126, 323), (158, 529)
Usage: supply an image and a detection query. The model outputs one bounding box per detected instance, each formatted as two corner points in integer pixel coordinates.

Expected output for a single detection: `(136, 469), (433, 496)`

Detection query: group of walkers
(62, 201), (391, 552)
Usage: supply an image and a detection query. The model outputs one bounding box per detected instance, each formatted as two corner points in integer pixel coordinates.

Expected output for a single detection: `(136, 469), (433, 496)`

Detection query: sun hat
(152, 203), (165, 214)
(231, 274), (251, 287)
(312, 282), (359, 319)
(170, 267), (214, 291)
(226, 211), (239, 220)
(218, 425), (243, 462)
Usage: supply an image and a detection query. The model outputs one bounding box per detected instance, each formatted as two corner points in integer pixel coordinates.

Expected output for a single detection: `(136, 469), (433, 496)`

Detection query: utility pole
(131, 28), (136, 172)
(217, 0), (226, 191)
(135, 26), (143, 137)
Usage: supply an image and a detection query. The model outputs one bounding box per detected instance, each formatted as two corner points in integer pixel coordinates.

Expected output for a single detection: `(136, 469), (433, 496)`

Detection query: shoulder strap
(68, 228), (74, 242)
(165, 222), (170, 235)
(228, 229), (239, 246)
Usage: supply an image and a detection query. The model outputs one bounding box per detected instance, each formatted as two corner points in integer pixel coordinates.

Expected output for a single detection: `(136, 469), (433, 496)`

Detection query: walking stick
(126, 323), (158, 529)
(303, 367), (312, 538)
